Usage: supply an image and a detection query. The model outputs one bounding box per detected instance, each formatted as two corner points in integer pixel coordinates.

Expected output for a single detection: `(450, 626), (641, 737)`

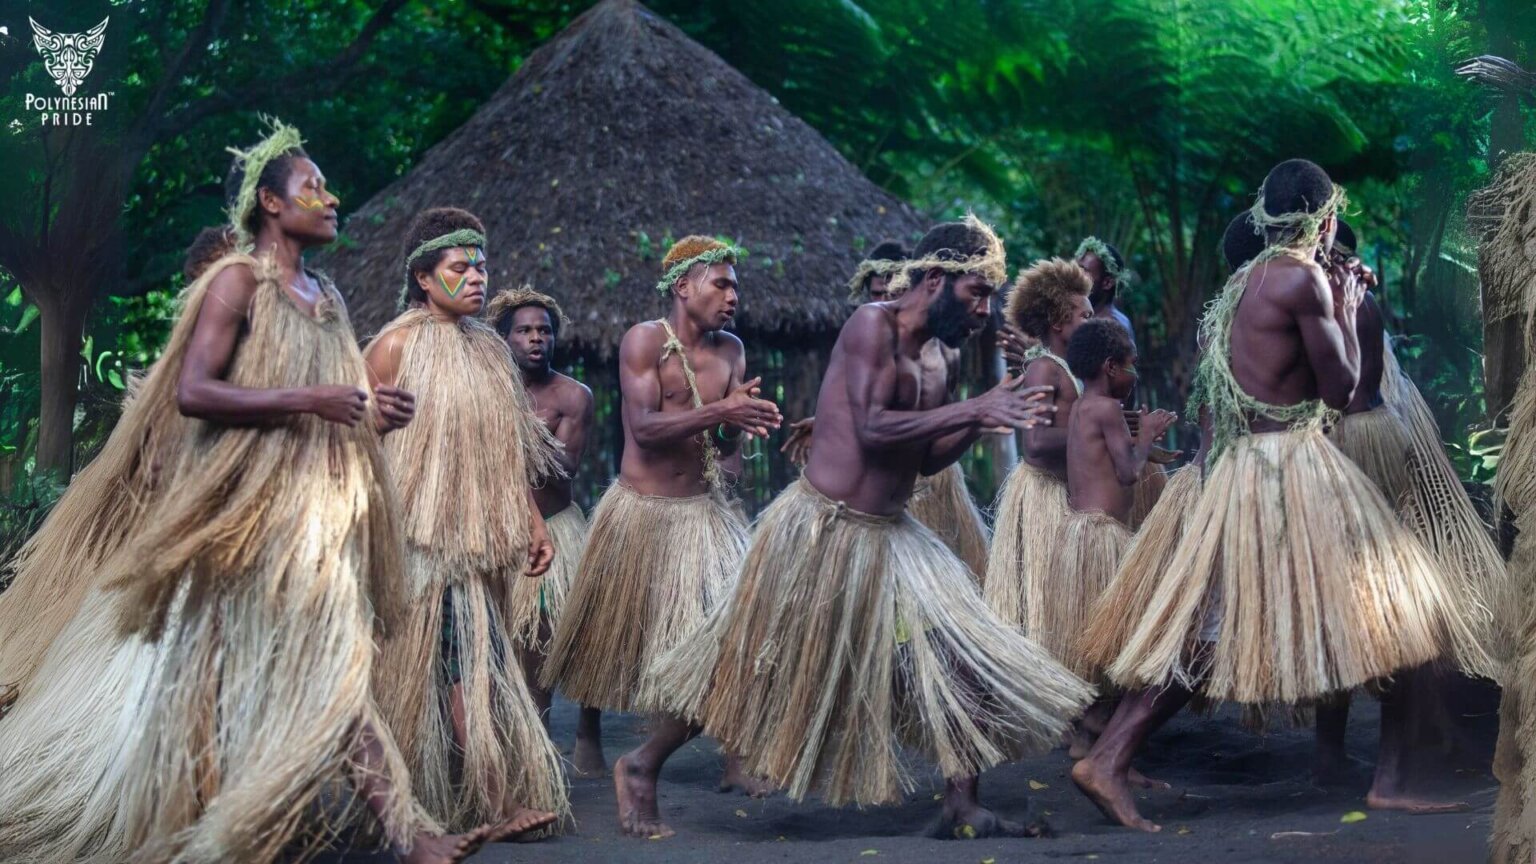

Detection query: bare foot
(615, 753), (674, 839)
(572, 736), (608, 779)
(500, 804), (558, 842)
(402, 821), (520, 864)
(1128, 768), (1170, 790)
(933, 800), (1036, 839)
(1071, 758), (1161, 833)
(719, 756), (775, 798)
(1365, 791), (1470, 814)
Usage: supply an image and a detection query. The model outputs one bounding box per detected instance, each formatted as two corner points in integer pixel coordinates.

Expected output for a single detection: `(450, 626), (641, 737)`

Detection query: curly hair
(1066, 317), (1134, 382)
(486, 286), (571, 339)
(182, 225), (237, 283)
(1004, 257), (1092, 340)
(402, 207), (486, 306)
(1220, 211), (1265, 274)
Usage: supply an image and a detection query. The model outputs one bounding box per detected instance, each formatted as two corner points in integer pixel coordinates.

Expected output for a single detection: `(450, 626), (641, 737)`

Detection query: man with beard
(489, 287), (606, 778)
(653, 217), (1092, 839)
(541, 236), (782, 839)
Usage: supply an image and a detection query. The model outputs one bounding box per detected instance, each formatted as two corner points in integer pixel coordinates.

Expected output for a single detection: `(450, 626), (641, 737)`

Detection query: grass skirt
(1040, 509), (1132, 680)
(373, 548), (568, 832)
(1100, 428), (1493, 704)
(651, 478), (1093, 807)
(507, 503), (587, 650)
(541, 482), (747, 713)
(984, 462), (1070, 629)
(1492, 513), (1536, 864)
(907, 463), (990, 582)
(1129, 463), (1168, 531)
(1079, 466), (1202, 674)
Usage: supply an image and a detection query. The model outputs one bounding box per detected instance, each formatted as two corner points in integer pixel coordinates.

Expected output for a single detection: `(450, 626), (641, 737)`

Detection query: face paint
(294, 195), (326, 211)
(438, 270), (468, 298)
(465, 246), (484, 266)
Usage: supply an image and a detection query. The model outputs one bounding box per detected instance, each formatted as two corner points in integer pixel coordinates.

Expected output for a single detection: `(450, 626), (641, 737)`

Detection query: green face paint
(465, 246), (484, 265)
(438, 269), (468, 298)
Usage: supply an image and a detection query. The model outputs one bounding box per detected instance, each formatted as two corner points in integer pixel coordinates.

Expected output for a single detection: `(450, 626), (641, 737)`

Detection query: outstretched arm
(178, 265), (365, 426)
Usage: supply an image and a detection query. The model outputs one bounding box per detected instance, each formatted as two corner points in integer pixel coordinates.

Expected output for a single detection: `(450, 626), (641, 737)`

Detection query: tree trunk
(33, 297), (88, 477)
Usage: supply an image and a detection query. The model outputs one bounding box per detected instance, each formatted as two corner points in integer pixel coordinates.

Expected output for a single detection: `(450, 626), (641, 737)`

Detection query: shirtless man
(658, 217), (1093, 837)
(541, 236), (781, 838)
(491, 288), (605, 777)
(1073, 158), (1486, 831)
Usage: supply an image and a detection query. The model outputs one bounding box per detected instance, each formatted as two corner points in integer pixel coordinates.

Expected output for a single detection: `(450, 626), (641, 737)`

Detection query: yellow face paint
(438, 270), (468, 297)
(295, 195), (326, 211)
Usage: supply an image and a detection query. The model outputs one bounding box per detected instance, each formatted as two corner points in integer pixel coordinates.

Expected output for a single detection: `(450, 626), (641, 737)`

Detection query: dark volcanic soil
(326, 681), (1500, 864)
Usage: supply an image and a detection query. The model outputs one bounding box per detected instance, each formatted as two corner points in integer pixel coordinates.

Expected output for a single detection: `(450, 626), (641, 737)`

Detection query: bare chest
(659, 348), (731, 408)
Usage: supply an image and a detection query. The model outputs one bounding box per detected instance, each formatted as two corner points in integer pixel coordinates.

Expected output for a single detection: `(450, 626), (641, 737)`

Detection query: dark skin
(1073, 220), (1454, 831)
(181, 158), (514, 863)
(364, 242), (557, 839)
(1065, 354), (1177, 526)
(504, 305), (606, 778)
(802, 266), (1052, 835)
(1020, 294), (1095, 480)
(613, 261), (781, 840)
(1078, 251), (1137, 353)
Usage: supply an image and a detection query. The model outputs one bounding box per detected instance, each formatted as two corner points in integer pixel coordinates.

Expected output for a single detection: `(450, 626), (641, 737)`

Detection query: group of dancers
(0, 118), (1525, 863)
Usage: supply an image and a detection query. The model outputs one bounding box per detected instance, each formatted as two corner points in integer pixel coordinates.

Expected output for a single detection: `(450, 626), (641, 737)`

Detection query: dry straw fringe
(367, 309), (568, 830)
(1365, 346), (1504, 670)
(373, 552), (568, 831)
(1079, 466), (1202, 673)
(1128, 463), (1167, 531)
(540, 482), (748, 713)
(984, 461), (1071, 630)
(506, 503), (587, 649)
(1466, 151), (1536, 326)
(1328, 408), (1415, 508)
(0, 254), (256, 706)
(907, 463), (990, 583)
(372, 309), (563, 577)
(1104, 428), (1494, 704)
(652, 479), (1092, 807)
(0, 587), (162, 863)
(1039, 509), (1132, 681)
(94, 253), (426, 863)
(885, 213), (1007, 298)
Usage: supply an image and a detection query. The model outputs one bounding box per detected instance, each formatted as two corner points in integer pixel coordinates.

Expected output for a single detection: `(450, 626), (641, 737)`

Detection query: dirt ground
(326, 680), (1501, 864)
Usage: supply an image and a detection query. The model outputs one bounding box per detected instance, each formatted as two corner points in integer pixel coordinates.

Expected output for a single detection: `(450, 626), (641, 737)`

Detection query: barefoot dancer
(656, 217), (1093, 839)
(1051, 318), (1179, 772)
(1072, 159), (1492, 833)
(785, 241), (992, 580)
(1316, 219), (1503, 794)
(0, 120), (507, 864)
(366, 208), (566, 837)
(541, 236), (783, 838)
(489, 287), (607, 778)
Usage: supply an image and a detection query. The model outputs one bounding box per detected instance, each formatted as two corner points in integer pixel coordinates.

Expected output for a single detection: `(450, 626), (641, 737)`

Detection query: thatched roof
(321, 0), (925, 352)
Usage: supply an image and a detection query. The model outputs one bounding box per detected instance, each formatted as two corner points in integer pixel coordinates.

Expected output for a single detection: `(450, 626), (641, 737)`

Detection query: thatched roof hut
(323, 0), (924, 348)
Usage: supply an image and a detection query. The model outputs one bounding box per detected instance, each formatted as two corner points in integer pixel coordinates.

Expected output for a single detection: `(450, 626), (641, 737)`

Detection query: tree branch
(154, 0), (411, 143)
(133, 0), (235, 149)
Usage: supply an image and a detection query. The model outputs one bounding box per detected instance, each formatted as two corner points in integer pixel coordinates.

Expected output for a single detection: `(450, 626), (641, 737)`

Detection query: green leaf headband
(400, 228), (487, 308)
(1249, 183), (1349, 254)
(885, 213), (1006, 298)
(1073, 236), (1123, 279)
(225, 116), (307, 250)
(655, 245), (740, 296)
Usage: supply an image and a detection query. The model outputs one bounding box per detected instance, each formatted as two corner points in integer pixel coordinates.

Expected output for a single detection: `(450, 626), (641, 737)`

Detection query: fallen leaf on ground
(956, 824), (977, 839)
(734, 809), (748, 818)
(860, 850), (878, 857)
(1340, 811), (1368, 824)
(1271, 830), (1340, 840)
(1177, 827), (1191, 835)
(982, 858), (996, 864)
(1028, 780), (1049, 790)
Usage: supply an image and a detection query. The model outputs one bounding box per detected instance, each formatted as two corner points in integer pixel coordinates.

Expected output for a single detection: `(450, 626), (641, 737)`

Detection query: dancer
(540, 235), (782, 838)
(0, 120), (509, 864)
(365, 208), (566, 835)
(656, 217), (1093, 838)
(489, 286), (607, 777)
(1072, 159), (1491, 832)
